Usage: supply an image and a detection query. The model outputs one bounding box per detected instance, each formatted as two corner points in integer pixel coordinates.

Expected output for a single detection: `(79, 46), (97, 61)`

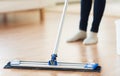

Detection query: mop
(4, 0), (101, 72)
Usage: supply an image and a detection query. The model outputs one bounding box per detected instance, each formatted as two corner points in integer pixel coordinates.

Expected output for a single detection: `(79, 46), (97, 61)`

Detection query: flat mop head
(4, 60), (101, 72)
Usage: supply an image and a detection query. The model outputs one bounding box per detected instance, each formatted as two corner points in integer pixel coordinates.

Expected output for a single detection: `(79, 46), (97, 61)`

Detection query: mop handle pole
(53, 0), (68, 54)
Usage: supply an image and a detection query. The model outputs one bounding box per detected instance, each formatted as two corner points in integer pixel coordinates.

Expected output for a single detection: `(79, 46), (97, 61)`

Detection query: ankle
(87, 32), (98, 38)
(83, 32), (98, 45)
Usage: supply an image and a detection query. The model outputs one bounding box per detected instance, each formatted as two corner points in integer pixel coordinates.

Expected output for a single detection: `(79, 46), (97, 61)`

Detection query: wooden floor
(0, 5), (120, 76)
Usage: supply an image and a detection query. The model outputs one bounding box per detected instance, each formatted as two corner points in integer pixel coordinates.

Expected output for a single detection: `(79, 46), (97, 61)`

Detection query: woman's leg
(91, 0), (106, 33)
(83, 0), (106, 45)
(67, 0), (92, 42)
(79, 0), (92, 31)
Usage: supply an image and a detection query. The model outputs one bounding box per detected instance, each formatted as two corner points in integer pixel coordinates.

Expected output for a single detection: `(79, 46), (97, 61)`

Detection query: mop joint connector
(48, 54), (58, 65)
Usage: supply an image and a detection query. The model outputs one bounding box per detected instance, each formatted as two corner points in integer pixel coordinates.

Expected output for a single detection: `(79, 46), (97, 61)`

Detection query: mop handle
(53, 0), (68, 54)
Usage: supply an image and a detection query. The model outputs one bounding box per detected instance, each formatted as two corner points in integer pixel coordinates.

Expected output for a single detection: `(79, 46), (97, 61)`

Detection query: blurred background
(0, 0), (120, 26)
